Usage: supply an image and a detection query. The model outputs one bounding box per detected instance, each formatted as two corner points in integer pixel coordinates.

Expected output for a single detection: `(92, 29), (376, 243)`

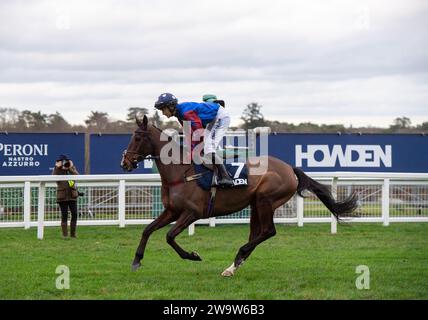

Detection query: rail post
(37, 182), (45, 240)
(118, 179), (126, 228)
(24, 181), (31, 229)
(209, 217), (216, 227)
(188, 222), (195, 236)
(331, 177), (338, 234)
(382, 178), (390, 226)
(297, 196), (304, 227)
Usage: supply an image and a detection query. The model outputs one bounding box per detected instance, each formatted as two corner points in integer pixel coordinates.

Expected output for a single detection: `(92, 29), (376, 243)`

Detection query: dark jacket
(52, 165), (80, 202)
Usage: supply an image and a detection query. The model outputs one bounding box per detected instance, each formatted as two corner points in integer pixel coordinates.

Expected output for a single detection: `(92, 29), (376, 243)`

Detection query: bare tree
(0, 108), (20, 130)
(126, 107), (149, 122)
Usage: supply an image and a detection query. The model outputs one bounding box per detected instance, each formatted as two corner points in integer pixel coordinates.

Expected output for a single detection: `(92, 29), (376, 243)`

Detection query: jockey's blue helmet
(154, 93), (178, 110)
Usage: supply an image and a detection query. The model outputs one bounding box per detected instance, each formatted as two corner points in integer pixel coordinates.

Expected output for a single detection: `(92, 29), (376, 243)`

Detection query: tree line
(0, 107), (180, 133)
(240, 103), (428, 134)
(0, 104), (427, 133)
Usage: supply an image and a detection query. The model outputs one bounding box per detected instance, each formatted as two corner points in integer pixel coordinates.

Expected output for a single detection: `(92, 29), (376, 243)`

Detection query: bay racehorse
(120, 115), (358, 276)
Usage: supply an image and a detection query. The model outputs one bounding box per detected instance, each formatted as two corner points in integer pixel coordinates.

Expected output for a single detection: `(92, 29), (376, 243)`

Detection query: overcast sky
(0, 0), (427, 127)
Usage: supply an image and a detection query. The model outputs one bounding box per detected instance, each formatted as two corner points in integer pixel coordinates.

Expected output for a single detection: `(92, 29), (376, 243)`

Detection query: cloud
(0, 0), (427, 127)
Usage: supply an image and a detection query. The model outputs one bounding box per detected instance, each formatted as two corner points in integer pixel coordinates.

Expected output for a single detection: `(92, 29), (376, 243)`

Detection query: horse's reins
(122, 149), (160, 168)
(123, 149), (209, 186)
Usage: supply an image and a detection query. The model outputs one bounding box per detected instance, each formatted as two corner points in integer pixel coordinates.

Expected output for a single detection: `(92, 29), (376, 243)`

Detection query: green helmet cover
(202, 94), (217, 102)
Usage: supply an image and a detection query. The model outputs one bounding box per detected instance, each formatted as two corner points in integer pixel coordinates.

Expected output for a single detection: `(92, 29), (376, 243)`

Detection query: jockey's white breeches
(204, 106), (231, 155)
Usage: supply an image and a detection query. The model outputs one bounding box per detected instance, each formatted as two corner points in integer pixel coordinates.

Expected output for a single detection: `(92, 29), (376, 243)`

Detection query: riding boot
(61, 222), (68, 238)
(70, 221), (77, 238)
(215, 163), (234, 187)
(211, 153), (234, 188)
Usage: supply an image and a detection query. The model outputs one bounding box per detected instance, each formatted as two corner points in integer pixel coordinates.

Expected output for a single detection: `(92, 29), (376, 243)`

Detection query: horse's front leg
(132, 209), (176, 271)
(166, 212), (201, 261)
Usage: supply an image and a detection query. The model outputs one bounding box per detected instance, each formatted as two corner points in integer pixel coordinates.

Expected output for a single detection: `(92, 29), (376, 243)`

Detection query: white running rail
(0, 172), (427, 239)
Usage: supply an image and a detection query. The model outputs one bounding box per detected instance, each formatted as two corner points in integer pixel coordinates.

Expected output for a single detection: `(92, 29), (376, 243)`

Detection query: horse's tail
(293, 167), (358, 220)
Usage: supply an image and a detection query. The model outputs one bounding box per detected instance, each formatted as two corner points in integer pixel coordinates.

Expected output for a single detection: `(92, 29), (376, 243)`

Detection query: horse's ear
(135, 114), (148, 130)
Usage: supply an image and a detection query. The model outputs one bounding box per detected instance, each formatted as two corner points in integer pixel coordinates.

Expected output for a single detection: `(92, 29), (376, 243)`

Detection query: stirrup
(217, 176), (234, 188)
(211, 175), (233, 187)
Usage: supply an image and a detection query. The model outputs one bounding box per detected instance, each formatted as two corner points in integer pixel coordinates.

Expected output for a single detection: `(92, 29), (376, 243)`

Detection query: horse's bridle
(122, 127), (165, 170)
(122, 150), (141, 168)
(122, 149), (159, 169)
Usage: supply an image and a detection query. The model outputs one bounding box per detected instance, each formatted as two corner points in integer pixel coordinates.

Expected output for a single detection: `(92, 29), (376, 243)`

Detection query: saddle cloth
(194, 162), (249, 191)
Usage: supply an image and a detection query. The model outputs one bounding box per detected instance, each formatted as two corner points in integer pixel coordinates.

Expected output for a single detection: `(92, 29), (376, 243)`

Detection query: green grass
(0, 223), (427, 300)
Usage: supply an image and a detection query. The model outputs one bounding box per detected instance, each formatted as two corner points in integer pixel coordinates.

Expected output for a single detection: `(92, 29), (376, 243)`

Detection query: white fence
(0, 172), (428, 239)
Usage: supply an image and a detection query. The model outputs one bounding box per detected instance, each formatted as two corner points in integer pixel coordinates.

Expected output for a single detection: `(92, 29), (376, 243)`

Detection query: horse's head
(120, 115), (155, 172)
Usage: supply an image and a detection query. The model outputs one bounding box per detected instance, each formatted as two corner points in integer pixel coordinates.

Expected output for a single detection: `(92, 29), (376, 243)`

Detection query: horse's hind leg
(249, 202), (261, 241)
(132, 209), (176, 271)
(223, 202), (262, 272)
(166, 212), (201, 261)
(222, 199), (276, 277)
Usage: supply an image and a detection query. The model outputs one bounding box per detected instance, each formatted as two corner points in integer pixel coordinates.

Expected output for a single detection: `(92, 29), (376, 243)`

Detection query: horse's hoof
(190, 251), (202, 261)
(221, 270), (234, 277)
(131, 262), (141, 272)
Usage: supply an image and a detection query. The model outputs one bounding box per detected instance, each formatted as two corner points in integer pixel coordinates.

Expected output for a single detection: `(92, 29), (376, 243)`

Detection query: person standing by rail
(52, 154), (80, 238)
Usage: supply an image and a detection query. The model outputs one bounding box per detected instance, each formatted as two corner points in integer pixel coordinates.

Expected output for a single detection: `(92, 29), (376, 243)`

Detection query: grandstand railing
(0, 172), (427, 239)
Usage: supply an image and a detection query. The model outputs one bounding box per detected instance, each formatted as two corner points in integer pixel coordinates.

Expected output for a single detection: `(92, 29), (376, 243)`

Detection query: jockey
(203, 94), (225, 107)
(154, 92), (234, 187)
(202, 94), (217, 103)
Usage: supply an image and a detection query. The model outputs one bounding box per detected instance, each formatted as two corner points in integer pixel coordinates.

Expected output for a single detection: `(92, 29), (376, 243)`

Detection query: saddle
(184, 159), (248, 218)
(189, 161), (248, 191)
